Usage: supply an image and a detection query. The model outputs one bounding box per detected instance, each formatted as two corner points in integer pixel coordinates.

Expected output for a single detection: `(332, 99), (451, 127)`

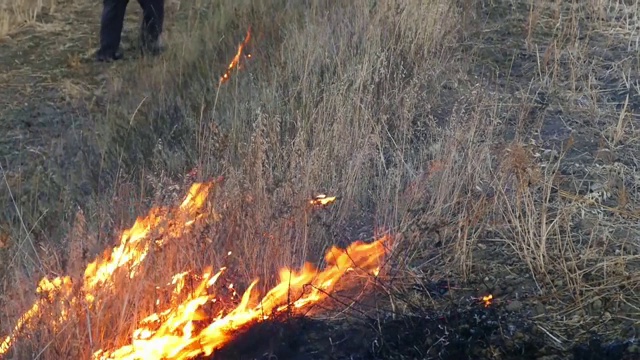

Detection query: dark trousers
(99, 0), (164, 55)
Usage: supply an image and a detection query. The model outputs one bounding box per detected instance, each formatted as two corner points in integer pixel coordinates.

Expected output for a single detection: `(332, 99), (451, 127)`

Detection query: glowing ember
(481, 294), (493, 308)
(310, 194), (337, 207)
(220, 27), (252, 84)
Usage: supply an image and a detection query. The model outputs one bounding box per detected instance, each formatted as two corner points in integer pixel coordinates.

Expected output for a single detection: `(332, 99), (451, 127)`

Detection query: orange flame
(481, 294), (493, 308)
(83, 182), (214, 295)
(310, 194), (337, 207)
(220, 27), (252, 84)
(0, 182), (217, 358)
(1, 179), (390, 359)
(93, 236), (388, 359)
(0, 276), (75, 355)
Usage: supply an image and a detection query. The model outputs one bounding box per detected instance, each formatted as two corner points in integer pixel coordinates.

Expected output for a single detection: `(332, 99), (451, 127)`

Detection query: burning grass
(0, 181), (390, 359)
(1, 0), (640, 358)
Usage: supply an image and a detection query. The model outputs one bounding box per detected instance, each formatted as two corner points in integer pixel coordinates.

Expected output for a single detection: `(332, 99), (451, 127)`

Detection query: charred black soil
(209, 300), (638, 360)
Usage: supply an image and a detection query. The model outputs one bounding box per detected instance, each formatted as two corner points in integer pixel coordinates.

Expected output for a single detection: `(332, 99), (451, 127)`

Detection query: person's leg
(97, 0), (130, 61)
(138, 0), (165, 54)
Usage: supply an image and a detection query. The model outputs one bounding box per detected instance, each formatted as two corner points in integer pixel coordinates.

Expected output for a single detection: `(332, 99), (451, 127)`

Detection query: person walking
(96, 0), (165, 62)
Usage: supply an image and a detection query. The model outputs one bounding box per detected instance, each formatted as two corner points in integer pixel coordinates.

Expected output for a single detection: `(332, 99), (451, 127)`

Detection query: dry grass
(1, 0), (639, 358)
(0, 0), (65, 37)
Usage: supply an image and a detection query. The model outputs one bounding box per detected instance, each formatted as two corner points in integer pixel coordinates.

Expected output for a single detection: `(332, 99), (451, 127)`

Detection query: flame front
(94, 236), (389, 360)
(0, 179), (390, 360)
(0, 182), (216, 358)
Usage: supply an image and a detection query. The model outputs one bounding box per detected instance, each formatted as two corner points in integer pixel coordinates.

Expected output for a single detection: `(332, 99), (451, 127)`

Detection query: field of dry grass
(1, 0), (639, 359)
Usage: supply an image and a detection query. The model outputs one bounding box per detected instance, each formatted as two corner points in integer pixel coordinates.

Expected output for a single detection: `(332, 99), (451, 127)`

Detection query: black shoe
(140, 36), (164, 57)
(141, 43), (164, 57)
(95, 50), (124, 62)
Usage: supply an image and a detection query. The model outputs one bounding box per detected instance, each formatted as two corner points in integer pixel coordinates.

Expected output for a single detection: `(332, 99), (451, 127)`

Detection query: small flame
(482, 294), (493, 308)
(220, 27), (252, 84)
(310, 194), (337, 207)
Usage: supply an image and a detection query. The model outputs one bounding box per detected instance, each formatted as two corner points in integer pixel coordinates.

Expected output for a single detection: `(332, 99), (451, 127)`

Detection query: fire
(219, 27), (252, 84)
(93, 236), (389, 360)
(0, 179), (390, 360)
(83, 182), (214, 294)
(0, 276), (75, 355)
(481, 294), (493, 308)
(310, 194), (337, 207)
(0, 181), (217, 358)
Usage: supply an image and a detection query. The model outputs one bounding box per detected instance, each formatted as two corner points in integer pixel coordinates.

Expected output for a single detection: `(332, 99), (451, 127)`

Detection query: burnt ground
(1, 0), (640, 359)
(205, 286), (639, 360)
(210, 315), (635, 360)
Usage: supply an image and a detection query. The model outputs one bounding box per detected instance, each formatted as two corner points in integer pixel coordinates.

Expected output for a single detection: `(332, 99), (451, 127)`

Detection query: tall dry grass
(97, 0), (468, 279)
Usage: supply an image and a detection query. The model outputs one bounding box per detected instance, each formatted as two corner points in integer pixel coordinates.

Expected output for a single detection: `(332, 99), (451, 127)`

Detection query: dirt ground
(1, 1), (639, 359)
(0, 2), (170, 269)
